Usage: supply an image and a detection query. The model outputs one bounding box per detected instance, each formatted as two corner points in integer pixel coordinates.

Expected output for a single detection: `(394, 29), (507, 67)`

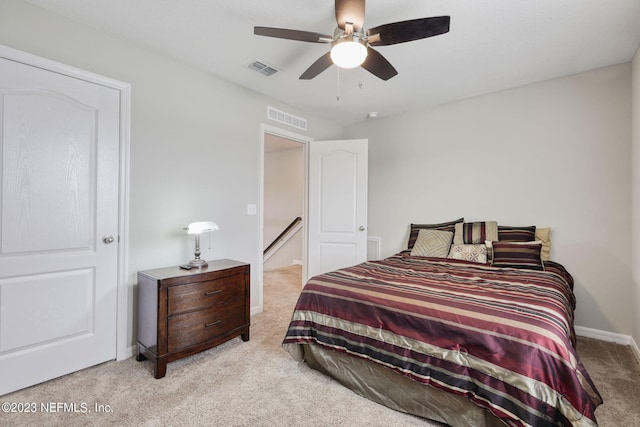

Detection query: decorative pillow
(535, 227), (551, 261)
(411, 229), (454, 258)
(491, 241), (544, 270)
(408, 218), (463, 250)
(453, 221), (498, 245)
(498, 225), (536, 242)
(447, 244), (488, 264)
(485, 239), (542, 263)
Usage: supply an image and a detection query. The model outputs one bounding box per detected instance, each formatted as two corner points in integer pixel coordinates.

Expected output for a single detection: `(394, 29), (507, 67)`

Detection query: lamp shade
(186, 221), (219, 234)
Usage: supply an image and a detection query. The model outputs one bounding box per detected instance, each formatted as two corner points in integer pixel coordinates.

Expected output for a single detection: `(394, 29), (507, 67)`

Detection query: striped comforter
(283, 252), (602, 426)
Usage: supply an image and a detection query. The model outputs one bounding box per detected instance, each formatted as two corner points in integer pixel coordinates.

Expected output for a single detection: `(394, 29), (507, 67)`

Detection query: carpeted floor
(2, 265), (639, 426)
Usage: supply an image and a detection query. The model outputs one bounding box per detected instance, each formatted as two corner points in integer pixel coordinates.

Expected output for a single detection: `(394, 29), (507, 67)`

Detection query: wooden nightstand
(136, 259), (250, 378)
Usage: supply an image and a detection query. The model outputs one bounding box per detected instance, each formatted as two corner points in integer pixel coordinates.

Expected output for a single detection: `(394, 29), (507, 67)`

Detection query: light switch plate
(247, 204), (257, 215)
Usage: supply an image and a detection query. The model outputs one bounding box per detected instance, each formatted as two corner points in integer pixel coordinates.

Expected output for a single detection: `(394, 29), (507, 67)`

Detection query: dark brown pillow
(408, 218), (464, 250)
(491, 241), (544, 270)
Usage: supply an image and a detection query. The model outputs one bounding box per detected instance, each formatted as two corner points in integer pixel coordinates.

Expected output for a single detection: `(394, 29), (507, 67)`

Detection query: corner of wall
(632, 43), (640, 348)
(631, 336), (640, 366)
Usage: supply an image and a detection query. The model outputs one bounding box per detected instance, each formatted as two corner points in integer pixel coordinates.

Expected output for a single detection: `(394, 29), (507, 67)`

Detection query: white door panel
(0, 55), (119, 395)
(319, 243), (357, 274)
(319, 151), (357, 233)
(308, 139), (367, 279)
(2, 91), (95, 253)
(0, 269), (94, 352)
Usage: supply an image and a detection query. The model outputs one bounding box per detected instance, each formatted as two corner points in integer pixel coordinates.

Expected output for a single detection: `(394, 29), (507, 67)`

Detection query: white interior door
(307, 139), (368, 280)
(0, 55), (120, 395)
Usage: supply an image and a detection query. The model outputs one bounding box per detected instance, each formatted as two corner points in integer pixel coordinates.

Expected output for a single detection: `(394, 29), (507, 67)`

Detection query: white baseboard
(574, 325), (640, 364)
(574, 325), (631, 345)
(575, 326), (640, 356)
(117, 344), (136, 361)
(367, 236), (382, 260)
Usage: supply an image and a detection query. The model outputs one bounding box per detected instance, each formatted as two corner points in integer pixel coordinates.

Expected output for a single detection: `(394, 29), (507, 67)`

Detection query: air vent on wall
(248, 60), (279, 76)
(267, 106), (307, 131)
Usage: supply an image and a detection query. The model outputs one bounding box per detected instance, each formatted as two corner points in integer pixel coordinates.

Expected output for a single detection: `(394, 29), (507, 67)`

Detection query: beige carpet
(2, 265), (639, 426)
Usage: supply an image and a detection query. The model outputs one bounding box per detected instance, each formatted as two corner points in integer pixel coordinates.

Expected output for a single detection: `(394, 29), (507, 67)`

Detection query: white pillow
(447, 244), (488, 264)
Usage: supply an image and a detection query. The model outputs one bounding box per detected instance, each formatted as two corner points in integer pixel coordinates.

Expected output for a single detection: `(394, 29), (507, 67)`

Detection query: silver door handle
(102, 235), (115, 244)
(359, 226), (366, 231)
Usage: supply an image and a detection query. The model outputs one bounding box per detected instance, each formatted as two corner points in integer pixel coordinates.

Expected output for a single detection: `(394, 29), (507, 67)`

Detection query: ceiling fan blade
(335, 0), (365, 32)
(254, 27), (332, 43)
(299, 52), (334, 80)
(361, 47), (397, 81)
(367, 16), (450, 46)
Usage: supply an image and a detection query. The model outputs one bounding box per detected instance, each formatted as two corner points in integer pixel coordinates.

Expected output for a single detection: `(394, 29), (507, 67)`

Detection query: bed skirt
(284, 342), (505, 427)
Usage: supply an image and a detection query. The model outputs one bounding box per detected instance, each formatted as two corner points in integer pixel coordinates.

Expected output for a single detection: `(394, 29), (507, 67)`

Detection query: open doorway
(259, 124), (311, 313)
(263, 133), (304, 271)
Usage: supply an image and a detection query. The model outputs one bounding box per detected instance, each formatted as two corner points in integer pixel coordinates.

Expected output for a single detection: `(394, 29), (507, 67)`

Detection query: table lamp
(184, 221), (218, 268)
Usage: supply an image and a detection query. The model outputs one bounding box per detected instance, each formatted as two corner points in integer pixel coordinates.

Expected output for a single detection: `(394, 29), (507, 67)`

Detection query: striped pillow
(498, 225), (536, 242)
(453, 221), (498, 244)
(491, 241), (544, 270)
(408, 218), (463, 250)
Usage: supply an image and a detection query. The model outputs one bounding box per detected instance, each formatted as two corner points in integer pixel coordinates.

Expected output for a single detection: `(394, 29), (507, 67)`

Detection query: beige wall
(263, 144), (304, 271)
(0, 0), (343, 348)
(264, 146), (304, 249)
(632, 46), (640, 348)
(345, 64), (633, 335)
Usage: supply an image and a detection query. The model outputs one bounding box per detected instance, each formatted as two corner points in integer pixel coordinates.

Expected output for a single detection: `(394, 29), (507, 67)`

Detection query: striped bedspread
(283, 252), (602, 426)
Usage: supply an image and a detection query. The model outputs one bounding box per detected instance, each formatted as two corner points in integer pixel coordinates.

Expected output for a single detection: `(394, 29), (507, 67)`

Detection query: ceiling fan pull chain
(336, 68), (341, 101)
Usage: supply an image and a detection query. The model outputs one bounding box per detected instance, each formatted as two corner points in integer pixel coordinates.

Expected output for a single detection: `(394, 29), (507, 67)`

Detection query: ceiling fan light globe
(330, 38), (368, 69)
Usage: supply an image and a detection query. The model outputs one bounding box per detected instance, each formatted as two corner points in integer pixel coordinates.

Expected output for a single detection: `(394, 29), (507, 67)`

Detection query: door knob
(102, 235), (115, 244)
(359, 226), (366, 231)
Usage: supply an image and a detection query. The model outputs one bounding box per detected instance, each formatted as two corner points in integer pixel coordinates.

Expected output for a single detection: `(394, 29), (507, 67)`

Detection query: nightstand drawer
(168, 273), (244, 315)
(167, 299), (245, 352)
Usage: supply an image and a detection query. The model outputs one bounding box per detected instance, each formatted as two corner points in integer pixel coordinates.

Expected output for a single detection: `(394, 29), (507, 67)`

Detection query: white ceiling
(25, 0), (640, 126)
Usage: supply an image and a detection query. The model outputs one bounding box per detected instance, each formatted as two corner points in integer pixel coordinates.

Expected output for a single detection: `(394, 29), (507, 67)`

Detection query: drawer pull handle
(205, 320), (221, 328)
(205, 290), (222, 296)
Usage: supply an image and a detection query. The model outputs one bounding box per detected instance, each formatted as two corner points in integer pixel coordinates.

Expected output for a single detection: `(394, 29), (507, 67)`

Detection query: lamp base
(187, 259), (208, 269)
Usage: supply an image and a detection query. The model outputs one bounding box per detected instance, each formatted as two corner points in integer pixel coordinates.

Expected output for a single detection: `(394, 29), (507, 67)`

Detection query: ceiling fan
(254, 0), (450, 81)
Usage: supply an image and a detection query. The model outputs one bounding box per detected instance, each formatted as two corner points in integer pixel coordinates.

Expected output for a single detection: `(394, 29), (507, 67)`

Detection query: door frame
(0, 44), (132, 361)
(258, 124), (311, 313)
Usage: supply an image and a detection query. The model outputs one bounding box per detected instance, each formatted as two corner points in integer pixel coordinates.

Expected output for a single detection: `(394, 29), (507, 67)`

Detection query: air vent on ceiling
(267, 106), (307, 131)
(248, 60), (279, 76)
